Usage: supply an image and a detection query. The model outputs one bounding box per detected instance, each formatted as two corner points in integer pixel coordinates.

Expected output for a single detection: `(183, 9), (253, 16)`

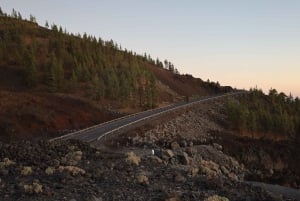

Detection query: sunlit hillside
(0, 9), (231, 140)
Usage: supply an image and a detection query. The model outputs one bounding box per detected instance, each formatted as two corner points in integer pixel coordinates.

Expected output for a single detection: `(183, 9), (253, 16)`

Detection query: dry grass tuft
(24, 182), (43, 194)
(125, 152), (141, 166)
(45, 166), (55, 175)
(204, 195), (229, 201)
(137, 174), (149, 185)
(58, 165), (86, 176)
(21, 166), (32, 176)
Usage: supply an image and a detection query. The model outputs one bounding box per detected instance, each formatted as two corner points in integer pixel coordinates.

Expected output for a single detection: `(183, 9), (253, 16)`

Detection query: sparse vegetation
(136, 174), (149, 185)
(189, 166), (199, 177)
(58, 165), (86, 176)
(2, 158), (16, 166)
(21, 166), (33, 176)
(45, 166), (55, 175)
(204, 195), (229, 201)
(23, 182), (43, 194)
(125, 151), (141, 166)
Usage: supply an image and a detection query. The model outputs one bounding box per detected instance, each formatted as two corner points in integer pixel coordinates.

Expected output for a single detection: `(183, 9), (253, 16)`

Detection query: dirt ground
(0, 90), (119, 141)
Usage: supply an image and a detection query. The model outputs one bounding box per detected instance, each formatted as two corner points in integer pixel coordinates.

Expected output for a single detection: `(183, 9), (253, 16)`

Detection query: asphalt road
(51, 92), (243, 143)
(246, 181), (300, 200)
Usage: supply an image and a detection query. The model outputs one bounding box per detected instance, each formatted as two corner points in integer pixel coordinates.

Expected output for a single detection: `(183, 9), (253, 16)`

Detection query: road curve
(50, 92), (244, 143)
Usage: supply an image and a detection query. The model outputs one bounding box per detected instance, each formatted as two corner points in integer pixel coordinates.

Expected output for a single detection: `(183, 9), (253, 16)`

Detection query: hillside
(0, 12), (232, 140)
(1, 9), (300, 201)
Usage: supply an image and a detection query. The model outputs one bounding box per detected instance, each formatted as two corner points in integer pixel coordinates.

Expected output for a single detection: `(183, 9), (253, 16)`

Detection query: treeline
(0, 8), (183, 108)
(226, 88), (300, 139)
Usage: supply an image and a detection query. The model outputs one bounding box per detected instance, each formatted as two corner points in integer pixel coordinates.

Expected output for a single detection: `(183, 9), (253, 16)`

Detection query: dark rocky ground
(0, 99), (299, 201)
(0, 139), (295, 201)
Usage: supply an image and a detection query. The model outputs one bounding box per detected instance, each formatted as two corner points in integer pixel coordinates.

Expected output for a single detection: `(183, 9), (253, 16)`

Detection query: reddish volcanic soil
(0, 90), (118, 141)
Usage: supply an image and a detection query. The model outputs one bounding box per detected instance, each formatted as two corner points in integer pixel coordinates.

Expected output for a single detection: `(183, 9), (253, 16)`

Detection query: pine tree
(56, 60), (64, 88)
(11, 9), (17, 18)
(74, 63), (83, 81)
(119, 72), (131, 101)
(137, 72), (145, 106)
(82, 64), (91, 82)
(0, 7), (4, 16)
(70, 70), (78, 89)
(164, 59), (168, 69)
(47, 54), (64, 92)
(17, 12), (22, 20)
(45, 21), (49, 28)
(145, 72), (157, 108)
(91, 74), (104, 100)
(29, 14), (36, 23)
(23, 47), (38, 87)
(105, 68), (119, 99)
(48, 65), (57, 93)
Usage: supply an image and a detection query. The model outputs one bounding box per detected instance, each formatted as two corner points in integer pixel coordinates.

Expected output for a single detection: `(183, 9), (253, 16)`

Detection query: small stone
(73, 151), (83, 161)
(23, 182), (43, 194)
(52, 159), (60, 167)
(45, 167), (55, 175)
(178, 152), (191, 165)
(59, 166), (85, 176)
(21, 166), (32, 176)
(137, 175), (149, 185)
(171, 141), (180, 150)
(166, 149), (175, 158)
(174, 173), (185, 182)
(86, 195), (103, 201)
(228, 172), (238, 181)
(0, 168), (8, 176)
(180, 140), (187, 147)
(32, 182), (43, 194)
(148, 156), (163, 163)
(3, 158), (15, 166)
(165, 197), (181, 201)
(213, 143), (223, 151)
(169, 157), (177, 165)
(68, 145), (75, 151)
(190, 167), (199, 177)
(125, 152), (141, 166)
(204, 195), (229, 201)
(220, 166), (229, 176)
(185, 147), (194, 156)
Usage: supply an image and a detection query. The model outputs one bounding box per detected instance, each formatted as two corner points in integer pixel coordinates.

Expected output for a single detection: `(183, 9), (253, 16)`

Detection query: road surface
(247, 181), (300, 200)
(50, 92), (243, 143)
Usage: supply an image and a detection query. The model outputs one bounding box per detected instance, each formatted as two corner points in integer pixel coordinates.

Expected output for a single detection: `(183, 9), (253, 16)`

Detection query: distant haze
(2, 0), (299, 97)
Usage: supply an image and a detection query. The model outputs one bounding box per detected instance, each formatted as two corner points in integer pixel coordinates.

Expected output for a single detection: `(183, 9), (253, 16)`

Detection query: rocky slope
(0, 139), (291, 201)
(111, 98), (300, 190)
(1, 98), (299, 201)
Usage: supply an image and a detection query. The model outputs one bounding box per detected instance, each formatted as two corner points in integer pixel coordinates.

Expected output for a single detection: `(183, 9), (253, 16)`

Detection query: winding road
(50, 92), (243, 143)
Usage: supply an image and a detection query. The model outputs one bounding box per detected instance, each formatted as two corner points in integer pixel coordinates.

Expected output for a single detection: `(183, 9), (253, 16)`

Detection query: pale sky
(2, 0), (300, 97)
